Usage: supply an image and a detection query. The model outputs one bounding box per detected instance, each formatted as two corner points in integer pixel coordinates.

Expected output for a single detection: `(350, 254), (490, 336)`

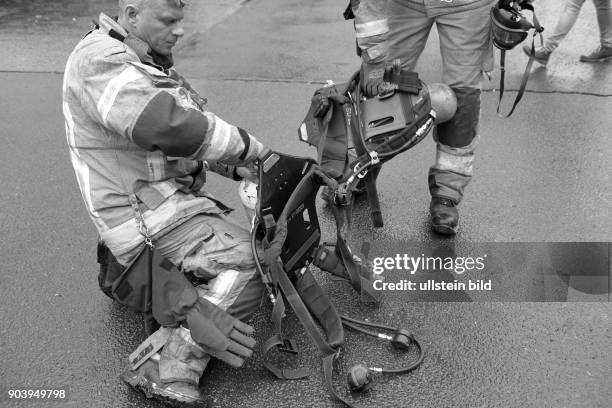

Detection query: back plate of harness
(254, 151), (425, 408)
(258, 153), (320, 272)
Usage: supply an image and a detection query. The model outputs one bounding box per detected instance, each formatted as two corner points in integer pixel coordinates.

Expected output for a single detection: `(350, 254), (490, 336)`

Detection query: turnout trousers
(387, 0), (494, 203)
(136, 213), (264, 385)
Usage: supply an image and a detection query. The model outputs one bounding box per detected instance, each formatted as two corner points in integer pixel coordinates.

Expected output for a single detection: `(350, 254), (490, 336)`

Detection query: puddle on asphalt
(0, 0), (118, 28)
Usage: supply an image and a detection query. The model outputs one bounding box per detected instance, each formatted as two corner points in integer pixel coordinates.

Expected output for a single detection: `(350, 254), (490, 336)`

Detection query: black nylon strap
(334, 226), (381, 302)
(263, 334), (310, 380)
(238, 127), (250, 161)
(295, 268), (344, 348)
(259, 166), (360, 406)
(363, 168), (382, 227)
(270, 293), (285, 333)
(312, 245), (346, 277)
(496, 43), (535, 118)
(322, 355), (359, 408)
(496, 12), (543, 118)
(383, 69), (421, 94)
(275, 263), (336, 355)
(270, 262), (363, 407)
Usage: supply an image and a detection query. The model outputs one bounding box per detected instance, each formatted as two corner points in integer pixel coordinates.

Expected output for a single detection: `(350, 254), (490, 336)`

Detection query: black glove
(360, 61), (394, 97)
(311, 91), (331, 118)
(152, 258), (256, 367)
(185, 297), (256, 367)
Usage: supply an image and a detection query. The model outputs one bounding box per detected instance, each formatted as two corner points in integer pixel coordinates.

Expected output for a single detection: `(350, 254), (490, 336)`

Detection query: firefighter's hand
(236, 165), (258, 183)
(236, 146), (271, 183)
(312, 92), (330, 118)
(360, 61), (394, 97)
(186, 298), (256, 368)
(151, 261), (256, 367)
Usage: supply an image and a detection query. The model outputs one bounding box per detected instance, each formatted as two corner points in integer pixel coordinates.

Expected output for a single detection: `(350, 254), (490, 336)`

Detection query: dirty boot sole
(121, 370), (208, 407)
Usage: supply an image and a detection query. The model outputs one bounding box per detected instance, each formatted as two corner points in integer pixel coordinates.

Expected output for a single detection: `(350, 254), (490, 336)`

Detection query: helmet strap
(496, 11), (544, 118)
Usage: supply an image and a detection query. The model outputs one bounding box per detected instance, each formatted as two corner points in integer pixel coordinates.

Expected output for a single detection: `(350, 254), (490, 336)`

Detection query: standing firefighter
(62, 0), (268, 405)
(351, 0), (495, 234)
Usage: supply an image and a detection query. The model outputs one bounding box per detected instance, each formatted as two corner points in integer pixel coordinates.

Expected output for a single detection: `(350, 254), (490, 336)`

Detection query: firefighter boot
(428, 167), (472, 236)
(429, 196), (459, 235)
(123, 326), (209, 406)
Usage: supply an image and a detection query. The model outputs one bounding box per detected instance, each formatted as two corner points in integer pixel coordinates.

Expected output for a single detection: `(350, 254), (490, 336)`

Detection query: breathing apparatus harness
(251, 151), (425, 407)
(299, 64), (436, 228)
(491, 0), (544, 117)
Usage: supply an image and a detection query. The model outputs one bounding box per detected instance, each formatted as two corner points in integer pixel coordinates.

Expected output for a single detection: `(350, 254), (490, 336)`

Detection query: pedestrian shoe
(579, 45), (612, 62)
(121, 360), (207, 407)
(430, 197), (459, 235)
(522, 45), (551, 66)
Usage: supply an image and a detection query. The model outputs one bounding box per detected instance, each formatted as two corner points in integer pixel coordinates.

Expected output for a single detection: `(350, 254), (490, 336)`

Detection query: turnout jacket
(62, 14), (264, 264)
(352, 0), (494, 63)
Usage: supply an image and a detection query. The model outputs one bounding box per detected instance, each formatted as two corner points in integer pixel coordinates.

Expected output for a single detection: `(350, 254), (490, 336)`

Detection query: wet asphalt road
(1, 0), (611, 407)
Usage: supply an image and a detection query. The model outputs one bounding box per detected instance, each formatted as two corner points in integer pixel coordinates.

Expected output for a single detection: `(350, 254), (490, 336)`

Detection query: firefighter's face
(128, 0), (185, 56)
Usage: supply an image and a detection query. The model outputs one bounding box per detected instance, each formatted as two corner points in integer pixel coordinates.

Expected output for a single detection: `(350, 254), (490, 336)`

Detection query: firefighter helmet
(490, 1), (539, 50)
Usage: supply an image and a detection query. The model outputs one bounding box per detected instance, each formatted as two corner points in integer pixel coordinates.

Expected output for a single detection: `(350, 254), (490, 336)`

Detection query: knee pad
(435, 87), (481, 148)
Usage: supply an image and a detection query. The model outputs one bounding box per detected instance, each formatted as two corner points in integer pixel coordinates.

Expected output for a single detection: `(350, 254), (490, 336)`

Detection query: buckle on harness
(277, 338), (298, 355)
(334, 183), (351, 206)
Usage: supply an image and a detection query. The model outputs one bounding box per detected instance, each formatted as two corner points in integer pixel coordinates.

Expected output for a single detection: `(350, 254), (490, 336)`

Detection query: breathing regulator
(342, 316), (425, 393)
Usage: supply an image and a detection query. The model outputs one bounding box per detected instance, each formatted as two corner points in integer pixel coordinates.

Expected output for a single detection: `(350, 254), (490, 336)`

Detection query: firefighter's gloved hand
(312, 92), (330, 118)
(360, 61), (394, 97)
(151, 258), (256, 368)
(185, 298), (256, 368)
(236, 146), (271, 182)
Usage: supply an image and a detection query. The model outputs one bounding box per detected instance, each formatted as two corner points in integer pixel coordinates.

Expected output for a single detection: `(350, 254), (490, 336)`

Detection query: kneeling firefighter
(100, 147), (427, 408)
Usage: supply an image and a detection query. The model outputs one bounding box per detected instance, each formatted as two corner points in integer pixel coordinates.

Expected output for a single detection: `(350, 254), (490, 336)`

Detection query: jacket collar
(97, 13), (174, 70)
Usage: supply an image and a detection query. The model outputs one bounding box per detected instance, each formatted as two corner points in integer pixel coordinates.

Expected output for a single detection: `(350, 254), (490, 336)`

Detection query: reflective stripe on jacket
(62, 14), (263, 263)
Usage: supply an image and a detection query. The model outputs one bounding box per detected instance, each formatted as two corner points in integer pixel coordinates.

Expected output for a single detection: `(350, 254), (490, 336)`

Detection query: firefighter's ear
(124, 5), (140, 26)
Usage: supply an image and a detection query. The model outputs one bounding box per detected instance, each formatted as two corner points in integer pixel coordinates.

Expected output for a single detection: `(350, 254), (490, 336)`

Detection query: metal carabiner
(138, 220), (154, 248)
